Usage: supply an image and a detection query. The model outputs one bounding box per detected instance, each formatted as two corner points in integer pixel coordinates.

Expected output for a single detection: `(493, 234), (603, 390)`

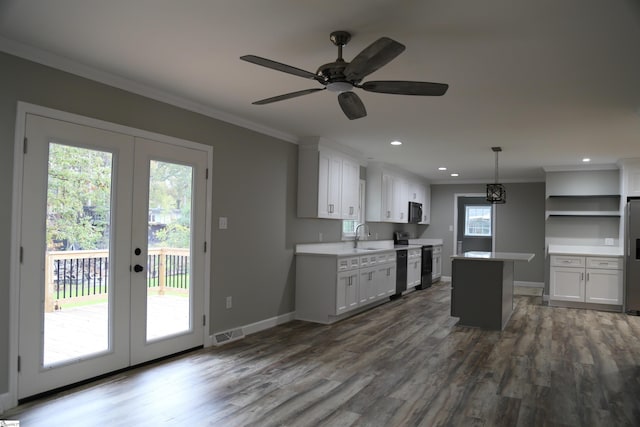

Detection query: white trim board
(206, 312), (295, 347)
(0, 36), (298, 145)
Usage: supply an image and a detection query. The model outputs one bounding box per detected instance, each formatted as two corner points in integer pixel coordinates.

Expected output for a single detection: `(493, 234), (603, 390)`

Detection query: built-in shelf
(545, 210), (620, 219)
(545, 194), (621, 220)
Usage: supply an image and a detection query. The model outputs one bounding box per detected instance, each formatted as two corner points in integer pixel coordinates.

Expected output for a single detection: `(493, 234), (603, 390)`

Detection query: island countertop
(450, 251), (535, 262)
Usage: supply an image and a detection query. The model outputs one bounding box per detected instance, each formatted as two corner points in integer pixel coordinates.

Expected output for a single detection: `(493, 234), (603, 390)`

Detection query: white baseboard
(514, 281), (544, 288)
(0, 391), (16, 414)
(207, 311), (295, 347)
(243, 311), (295, 335)
(441, 275), (452, 282)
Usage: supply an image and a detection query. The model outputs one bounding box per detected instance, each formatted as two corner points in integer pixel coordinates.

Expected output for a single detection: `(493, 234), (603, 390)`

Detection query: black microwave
(408, 201), (423, 223)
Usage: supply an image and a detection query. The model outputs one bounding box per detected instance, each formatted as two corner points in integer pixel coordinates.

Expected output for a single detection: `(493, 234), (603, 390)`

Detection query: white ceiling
(1, 0), (640, 183)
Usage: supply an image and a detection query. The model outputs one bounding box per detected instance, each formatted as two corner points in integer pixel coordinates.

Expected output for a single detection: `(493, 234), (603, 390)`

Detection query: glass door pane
(44, 143), (113, 366)
(145, 160), (193, 341)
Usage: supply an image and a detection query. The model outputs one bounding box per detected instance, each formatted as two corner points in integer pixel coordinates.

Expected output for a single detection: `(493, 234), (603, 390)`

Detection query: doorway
(16, 110), (210, 399)
(454, 194), (495, 255)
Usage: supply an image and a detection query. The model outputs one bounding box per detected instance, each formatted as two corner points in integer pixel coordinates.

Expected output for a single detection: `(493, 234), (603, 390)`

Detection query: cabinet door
(407, 258), (421, 288)
(393, 177), (408, 222)
(550, 267), (584, 302)
(336, 271), (358, 314)
(586, 269), (623, 305)
(341, 158), (359, 219)
(318, 151), (342, 218)
(421, 185), (431, 224)
(432, 253), (442, 280)
(408, 182), (424, 203)
(381, 173), (394, 221)
(359, 267), (377, 304)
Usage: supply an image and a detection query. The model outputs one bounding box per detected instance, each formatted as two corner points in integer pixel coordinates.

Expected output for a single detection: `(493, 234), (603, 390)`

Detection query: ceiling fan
(240, 31), (449, 120)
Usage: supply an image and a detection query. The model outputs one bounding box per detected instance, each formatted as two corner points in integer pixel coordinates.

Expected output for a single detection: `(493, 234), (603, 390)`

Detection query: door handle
(134, 264), (144, 273)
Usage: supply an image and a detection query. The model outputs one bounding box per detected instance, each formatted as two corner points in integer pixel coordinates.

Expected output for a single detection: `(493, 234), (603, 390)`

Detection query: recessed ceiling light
(438, 167), (447, 171)
(390, 140), (402, 146)
(450, 173), (459, 177)
(582, 157), (591, 162)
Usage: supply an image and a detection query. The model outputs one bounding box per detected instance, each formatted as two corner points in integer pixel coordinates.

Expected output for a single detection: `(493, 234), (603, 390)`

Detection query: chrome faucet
(354, 223), (370, 248)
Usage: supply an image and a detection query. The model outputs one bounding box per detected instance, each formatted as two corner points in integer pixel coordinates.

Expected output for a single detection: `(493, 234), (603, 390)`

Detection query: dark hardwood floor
(3, 281), (640, 426)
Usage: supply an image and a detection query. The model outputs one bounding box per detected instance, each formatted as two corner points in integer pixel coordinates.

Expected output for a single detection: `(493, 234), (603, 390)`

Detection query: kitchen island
(450, 251), (535, 330)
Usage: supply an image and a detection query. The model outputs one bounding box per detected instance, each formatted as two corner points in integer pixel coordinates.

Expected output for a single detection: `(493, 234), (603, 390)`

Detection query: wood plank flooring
(3, 281), (640, 426)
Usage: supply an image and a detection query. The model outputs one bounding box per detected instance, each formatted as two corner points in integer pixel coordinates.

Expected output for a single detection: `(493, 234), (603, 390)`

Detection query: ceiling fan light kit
(241, 31), (449, 120)
(486, 147), (506, 204)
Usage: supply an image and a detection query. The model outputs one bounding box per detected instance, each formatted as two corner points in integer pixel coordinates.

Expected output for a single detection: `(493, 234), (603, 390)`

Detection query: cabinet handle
(581, 272), (584, 281)
(386, 210), (391, 218)
(400, 212), (404, 219)
(587, 273), (590, 281)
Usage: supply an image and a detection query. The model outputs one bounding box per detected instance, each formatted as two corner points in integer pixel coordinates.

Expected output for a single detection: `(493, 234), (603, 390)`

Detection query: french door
(17, 113), (208, 398)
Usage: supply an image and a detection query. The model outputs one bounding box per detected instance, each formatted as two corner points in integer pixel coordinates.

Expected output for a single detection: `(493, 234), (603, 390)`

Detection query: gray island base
(450, 252), (535, 330)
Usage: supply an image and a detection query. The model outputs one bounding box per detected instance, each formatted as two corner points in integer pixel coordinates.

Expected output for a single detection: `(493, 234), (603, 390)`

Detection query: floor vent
(213, 328), (245, 346)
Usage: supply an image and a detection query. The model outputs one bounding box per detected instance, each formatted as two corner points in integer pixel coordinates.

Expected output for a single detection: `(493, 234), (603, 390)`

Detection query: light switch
(219, 217), (228, 229)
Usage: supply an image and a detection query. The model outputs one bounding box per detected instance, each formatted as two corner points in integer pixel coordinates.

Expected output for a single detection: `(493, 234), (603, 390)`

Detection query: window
(464, 205), (492, 237)
(342, 180), (366, 239)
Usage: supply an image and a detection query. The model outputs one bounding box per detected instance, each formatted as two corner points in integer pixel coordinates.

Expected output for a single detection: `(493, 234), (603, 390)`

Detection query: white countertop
(295, 240), (421, 256)
(451, 251), (535, 262)
(547, 244), (623, 257)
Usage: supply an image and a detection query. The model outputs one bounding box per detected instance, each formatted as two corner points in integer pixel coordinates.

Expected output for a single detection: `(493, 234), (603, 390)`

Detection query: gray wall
(0, 52), (343, 395)
(0, 51), (546, 397)
(420, 183), (545, 283)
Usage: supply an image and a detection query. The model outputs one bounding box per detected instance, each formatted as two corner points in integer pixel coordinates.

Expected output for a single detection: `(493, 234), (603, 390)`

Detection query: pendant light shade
(486, 147), (506, 204)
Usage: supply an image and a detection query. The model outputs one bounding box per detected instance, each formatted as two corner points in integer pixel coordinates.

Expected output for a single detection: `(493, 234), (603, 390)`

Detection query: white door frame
(7, 101), (213, 408)
(452, 193), (496, 255)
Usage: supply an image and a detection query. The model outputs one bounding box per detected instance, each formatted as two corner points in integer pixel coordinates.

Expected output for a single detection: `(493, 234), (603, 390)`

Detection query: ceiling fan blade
(252, 88), (325, 105)
(361, 80), (449, 96)
(338, 91), (367, 120)
(241, 55), (321, 81)
(344, 37), (406, 82)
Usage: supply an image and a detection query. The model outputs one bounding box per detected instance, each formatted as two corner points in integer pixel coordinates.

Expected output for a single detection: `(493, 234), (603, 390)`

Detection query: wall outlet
(605, 238), (614, 246)
(219, 217), (228, 229)
(226, 296), (232, 309)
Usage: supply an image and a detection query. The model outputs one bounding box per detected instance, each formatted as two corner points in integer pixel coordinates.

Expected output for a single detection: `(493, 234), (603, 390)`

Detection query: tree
(46, 143), (113, 251)
(148, 160), (193, 249)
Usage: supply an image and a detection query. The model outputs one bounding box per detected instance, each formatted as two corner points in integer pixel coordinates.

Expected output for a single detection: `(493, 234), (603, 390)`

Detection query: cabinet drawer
(408, 249), (421, 258)
(550, 255), (585, 268)
(377, 252), (395, 264)
(432, 245), (442, 255)
(359, 255), (376, 267)
(586, 257), (622, 270)
(337, 256), (359, 271)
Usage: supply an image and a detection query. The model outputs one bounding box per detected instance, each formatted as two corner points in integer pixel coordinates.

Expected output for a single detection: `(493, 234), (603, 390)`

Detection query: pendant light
(486, 147), (506, 204)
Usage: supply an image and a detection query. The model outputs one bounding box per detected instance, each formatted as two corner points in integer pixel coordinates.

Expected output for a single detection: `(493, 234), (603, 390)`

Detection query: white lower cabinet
(550, 255), (622, 306)
(296, 251), (397, 324)
(376, 262), (396, 298)
(359, 266), (377, 304)
(432, 245), (442, 282)
(407, 249), (422, 289)
(337, 270), (359, 314)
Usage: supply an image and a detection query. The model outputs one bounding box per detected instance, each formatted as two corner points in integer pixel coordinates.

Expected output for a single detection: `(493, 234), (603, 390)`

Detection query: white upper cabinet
(393, 175), (408, 222)
(317, 150), (342, 218)
(297, 140), (361, 220)
(366, 162), (430, 224)
(620, 158), (640, 198)
(341, 157), (360, 220)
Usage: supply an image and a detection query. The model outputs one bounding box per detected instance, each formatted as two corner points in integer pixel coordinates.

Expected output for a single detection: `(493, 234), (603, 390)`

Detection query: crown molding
(0, 36), (299, 144)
